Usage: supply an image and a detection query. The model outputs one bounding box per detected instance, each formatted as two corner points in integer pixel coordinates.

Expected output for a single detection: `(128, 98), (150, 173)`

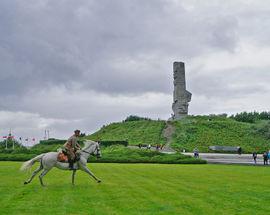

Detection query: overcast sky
(1, 0), (270, 145)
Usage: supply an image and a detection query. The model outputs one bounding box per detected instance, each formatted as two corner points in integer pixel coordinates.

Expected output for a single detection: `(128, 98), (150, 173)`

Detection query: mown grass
(86, 120), (166, 146)
(1, 162), (270, 215)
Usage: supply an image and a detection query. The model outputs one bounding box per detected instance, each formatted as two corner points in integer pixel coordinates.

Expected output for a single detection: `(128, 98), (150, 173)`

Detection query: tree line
(230, 111), (270, 123)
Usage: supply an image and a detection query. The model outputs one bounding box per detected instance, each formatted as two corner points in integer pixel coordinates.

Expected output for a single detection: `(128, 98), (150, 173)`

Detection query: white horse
(21, 140), (102, 186)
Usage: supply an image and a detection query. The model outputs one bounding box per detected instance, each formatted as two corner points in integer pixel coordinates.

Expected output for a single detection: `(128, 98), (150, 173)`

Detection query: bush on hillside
(251, 121), (270, 139)
(124, 115), (152, 122)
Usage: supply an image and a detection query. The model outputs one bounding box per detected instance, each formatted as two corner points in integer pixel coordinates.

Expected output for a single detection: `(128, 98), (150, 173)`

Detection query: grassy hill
(86, 120), (166, 146)
(170, 116), (270, 153)
(85, 116), (270, 153)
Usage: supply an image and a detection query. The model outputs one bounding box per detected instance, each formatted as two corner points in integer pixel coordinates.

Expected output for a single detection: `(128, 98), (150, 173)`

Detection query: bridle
(81, 145), (101, 157)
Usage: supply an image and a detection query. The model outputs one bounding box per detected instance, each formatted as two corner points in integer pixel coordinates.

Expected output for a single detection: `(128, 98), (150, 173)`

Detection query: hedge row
(0, 145), (206, 164)
(39, 139), (66, 145)
(99, 140), (128, 147)
(0, 154), (38, 161)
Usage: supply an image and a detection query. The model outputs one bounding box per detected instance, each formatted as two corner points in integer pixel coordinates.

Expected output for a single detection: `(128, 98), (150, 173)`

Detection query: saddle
(57, 152), (68, 163)
(57, 150), (81, 163)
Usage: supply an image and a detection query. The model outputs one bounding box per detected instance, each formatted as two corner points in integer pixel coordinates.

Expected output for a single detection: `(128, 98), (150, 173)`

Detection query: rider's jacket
(64, 135), (81, 151)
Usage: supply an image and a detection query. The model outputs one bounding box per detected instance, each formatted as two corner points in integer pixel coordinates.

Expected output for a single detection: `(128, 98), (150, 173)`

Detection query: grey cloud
(0, 0), (241, 98)
(189, 66), (270, 99)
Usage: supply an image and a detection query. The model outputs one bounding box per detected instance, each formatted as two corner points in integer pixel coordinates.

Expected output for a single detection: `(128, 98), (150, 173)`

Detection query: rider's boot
(69, 160), (74, 170)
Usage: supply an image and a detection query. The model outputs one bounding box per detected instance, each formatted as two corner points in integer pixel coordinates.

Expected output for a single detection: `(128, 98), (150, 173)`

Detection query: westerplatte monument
(171, 62), (192, 120)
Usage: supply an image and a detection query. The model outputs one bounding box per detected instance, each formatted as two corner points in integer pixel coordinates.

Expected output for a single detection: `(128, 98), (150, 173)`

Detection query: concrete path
(128, 146), (270, 167)
(183, 152), (268, 165)
(128, 146), (269, 165)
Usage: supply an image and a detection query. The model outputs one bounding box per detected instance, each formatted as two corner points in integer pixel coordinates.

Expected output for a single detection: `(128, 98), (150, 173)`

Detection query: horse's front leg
(72, 170), (76, 185)
(81, 165), (101, 183)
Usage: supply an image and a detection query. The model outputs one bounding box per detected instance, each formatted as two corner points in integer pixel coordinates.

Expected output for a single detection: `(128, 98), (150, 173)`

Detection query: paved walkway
(128, 146), (269, 165)
(183, 153), (268, 165)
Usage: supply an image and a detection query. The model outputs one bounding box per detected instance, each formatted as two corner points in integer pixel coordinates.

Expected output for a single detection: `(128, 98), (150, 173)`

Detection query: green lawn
(1, 162), (270, 215)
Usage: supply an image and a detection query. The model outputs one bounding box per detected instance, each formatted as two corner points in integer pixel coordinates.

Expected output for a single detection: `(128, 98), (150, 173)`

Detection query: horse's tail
(20, 154), (45, 172)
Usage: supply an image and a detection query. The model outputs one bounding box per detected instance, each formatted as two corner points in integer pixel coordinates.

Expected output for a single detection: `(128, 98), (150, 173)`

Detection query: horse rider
(63, 129), (82, 170)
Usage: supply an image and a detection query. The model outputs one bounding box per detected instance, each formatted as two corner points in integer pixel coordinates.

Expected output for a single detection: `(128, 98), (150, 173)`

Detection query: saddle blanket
(57, 152), (68, 162)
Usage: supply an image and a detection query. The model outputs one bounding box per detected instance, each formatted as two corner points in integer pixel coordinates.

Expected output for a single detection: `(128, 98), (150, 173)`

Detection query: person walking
(193, 148), (199, 158)
(252, 152), (257, 164)
(238, 147), (242, 155)
(263, 151), (268, 165)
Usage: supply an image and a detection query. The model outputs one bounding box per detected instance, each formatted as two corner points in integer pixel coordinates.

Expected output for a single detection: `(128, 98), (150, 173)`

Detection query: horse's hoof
(97, 180), (101, 183)
(24, 181), (28, 185)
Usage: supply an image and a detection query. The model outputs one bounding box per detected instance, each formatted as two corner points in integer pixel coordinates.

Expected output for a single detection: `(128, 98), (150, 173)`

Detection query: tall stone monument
(171, 62), (192, 120)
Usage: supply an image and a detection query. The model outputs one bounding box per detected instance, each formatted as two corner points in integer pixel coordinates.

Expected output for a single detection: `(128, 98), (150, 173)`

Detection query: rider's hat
(74, 129), (80, 133)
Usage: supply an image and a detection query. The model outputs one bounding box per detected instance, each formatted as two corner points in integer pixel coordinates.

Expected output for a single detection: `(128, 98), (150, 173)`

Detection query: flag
(2, 136), (7, 138)
(32, 138), (35, 141)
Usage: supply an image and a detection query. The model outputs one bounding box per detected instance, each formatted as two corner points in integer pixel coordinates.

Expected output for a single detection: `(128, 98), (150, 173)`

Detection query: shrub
(39, 139), (66, 145)
(124, 115), (152, 122)
(99, 140), (128, 147)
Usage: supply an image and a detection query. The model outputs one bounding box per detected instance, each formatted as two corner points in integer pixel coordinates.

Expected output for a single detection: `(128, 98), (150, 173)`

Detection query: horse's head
(82, 140), (101, 159)
(94, 141), (102, 159)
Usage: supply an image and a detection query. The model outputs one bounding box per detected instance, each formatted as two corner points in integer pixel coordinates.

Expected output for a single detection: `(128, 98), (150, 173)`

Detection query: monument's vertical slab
(172, 62), (192, 119)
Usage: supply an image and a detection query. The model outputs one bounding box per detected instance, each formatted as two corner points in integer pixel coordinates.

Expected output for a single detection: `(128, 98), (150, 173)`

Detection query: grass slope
(86, 120), (166, 146)
(85, 116), (270, 153)
(171, 116), (270, 153)
(1, 162), (270, 215)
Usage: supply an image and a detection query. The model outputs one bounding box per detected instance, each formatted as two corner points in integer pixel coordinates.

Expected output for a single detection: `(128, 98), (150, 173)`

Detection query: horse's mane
(82, 140), (97, 150)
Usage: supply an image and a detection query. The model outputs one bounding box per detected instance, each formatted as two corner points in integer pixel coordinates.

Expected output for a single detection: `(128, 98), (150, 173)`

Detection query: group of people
(252, 151), (270, 165)
(262, 151), (270, 165)
(138, 144), (165, 150)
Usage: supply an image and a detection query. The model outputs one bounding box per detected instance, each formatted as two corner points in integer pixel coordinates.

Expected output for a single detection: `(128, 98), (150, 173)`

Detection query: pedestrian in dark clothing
(263, 152), (268, 165)
(238, 147), (242, 155)
(252, 152), (257, 164)
(193, 148), (199, 158)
